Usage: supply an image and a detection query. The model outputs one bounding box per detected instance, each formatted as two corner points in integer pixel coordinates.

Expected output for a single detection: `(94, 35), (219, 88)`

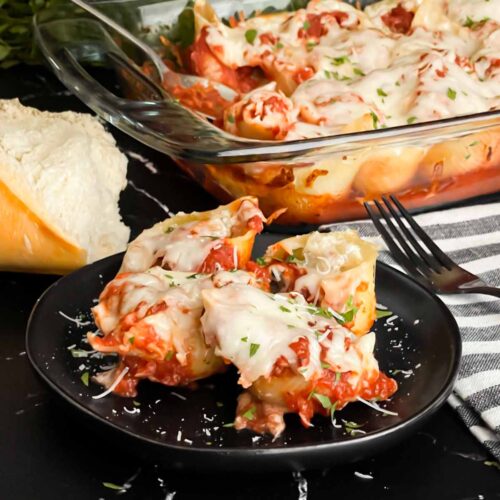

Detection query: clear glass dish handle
(34, 17), (255, 160)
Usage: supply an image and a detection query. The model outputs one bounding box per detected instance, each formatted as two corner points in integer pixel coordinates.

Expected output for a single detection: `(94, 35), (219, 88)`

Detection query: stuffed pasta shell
(88, 267), (259, 397)
(201, 283), (396, 437)
(120, 197), (266, 274)
(260, 231), (378, 335)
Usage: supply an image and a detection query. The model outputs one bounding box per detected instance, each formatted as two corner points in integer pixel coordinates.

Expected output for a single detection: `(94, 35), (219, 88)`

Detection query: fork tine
(389, 195), (456, 270)
(381, 196), (443, 273)
(372, 199), (432, 276)
(364, 202), (427, 279)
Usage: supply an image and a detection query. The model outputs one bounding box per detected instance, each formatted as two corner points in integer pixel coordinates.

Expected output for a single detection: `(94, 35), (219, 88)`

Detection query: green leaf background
(0, 0), (64, 68)
(0, 0), (314, 69)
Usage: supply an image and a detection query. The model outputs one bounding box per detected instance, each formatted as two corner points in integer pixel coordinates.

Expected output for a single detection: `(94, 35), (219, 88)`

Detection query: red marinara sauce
(245, 261), (272, 290)
(199, 242), (238, 273)
(189, 27), (264, 94)
(298, 12), (350, 39)
(247, 214), (265, 233)
(283, 369), (398, 428)
(381, 5), (414, 34)
(113, 355), (195, 397)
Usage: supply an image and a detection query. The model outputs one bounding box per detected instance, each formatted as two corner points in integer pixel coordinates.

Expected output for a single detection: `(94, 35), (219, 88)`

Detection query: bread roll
(0, 99), (130, 274)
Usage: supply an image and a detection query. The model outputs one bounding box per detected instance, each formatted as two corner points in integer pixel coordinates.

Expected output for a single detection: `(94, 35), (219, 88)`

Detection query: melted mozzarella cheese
(266, 231), (378, 323)
(412, 53), (500, 121)
(295, 231), (368, 274)
(295, 232), (368, 303)
(120, 199), (264, 274)
(447, 0), (500, 27)
(92, 268), (259, 364)
(91, 269), (210, 362)
(202, 0), (500, 139)
(121, 217), (230, 274)
(201, 283), (378, 388)
(292, 78), (377, 130)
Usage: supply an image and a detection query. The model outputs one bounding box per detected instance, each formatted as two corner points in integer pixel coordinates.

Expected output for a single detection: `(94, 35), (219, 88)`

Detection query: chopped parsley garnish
(335, 371), (341, 383)
(370, 111), (379, 129)
(306, 41), (318, 51)
(321, 361), (331, 369)
(81, 372), (90, 387)
(69, 348), (91, 358)
(165, 226), (175, 234)
(395, 81), (401, 86)
(331, 55), (350, 66)
(312, 392), (333, 410)
(286, 248), (304, 263)
(227, 114), (235, 124)
(303, 20), (311, 30)
(325, 70), (350, 81)
(407, 116), (417, 124)
(307, 305), (334, 320)
(338, 295), (358, 324)
(309, 391), (338, 417)
(132, 401), (141, 407)
(276, 42), (284, 49)
(102, 482), (125, 491)
(255, 256), (266, 266)
(463, 16), (490, 29)
(465, 153), (471, 159)
(287, 324), (296, 329)
(342, 419), (364, 429)
(447, 87), (457, 100)
(469, 141), (479, 147)
(222, 422), (235, 428)
(242, 406), (257, 420)
(463, 16), (475, 28)
(241, 336), (248, 342)
(165, 350), (175, 361)
(376, 88), (388, 97)
(353, 67), (365, 77)
(187, 273), (200, 279)
(342, 419), (366, 435)
(279, 305), (291, 313)
(249, 343), (260, 357)
(245, 29), (258, 44)
(128, 336), (135, 344)
(165, 273), (174, 279)
(376, 309), (393, 319)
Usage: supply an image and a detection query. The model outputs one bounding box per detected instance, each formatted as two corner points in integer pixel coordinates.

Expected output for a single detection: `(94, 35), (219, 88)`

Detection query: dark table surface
(1, 65), (499, 499)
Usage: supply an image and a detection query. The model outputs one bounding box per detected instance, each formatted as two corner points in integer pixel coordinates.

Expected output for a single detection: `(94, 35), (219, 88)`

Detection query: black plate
(26, 233), (461, 472)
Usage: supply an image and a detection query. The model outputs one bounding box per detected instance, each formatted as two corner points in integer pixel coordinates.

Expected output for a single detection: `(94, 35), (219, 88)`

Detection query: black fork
(364, 195), (500, 298)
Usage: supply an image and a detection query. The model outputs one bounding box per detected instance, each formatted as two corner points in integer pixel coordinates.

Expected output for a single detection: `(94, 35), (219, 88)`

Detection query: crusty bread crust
(0, 99), (130, 273)
(0, 179), (86, 274)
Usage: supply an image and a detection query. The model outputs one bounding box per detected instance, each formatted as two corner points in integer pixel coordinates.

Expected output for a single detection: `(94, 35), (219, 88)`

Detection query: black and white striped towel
(321, 201), (500, 460)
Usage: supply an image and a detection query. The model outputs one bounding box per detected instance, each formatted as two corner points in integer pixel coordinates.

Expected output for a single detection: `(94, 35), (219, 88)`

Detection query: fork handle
(463, 286), (500, 298)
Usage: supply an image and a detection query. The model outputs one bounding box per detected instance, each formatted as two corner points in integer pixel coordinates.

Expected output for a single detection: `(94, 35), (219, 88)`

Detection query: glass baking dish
(33, 0), (500, 225)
